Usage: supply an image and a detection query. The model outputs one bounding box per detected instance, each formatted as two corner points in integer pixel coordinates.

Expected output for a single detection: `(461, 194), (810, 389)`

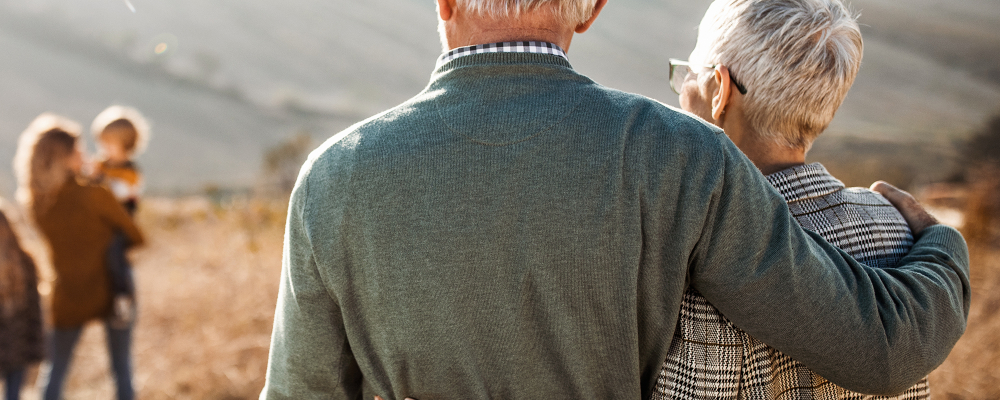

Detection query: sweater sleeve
(688, 135), (970, 395)
(93, 186), (144, 247)
(260, 163), (363, 400)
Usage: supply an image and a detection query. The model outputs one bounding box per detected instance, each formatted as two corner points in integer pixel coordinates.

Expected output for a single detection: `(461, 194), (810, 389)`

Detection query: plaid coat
(653, 163), (930, 400)
(0, 212), (44, 374)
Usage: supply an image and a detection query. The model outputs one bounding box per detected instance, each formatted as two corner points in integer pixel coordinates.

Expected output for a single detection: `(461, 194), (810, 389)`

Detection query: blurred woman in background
(13, 113), (144, 400)
(0, 201), (43, 400)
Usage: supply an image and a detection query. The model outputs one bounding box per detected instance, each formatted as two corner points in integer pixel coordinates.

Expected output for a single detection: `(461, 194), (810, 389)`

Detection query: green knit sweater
(261, 53), (970, 399)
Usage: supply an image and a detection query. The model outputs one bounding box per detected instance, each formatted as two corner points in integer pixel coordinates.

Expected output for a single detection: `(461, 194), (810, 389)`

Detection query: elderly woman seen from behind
(13, 113), (144, 400)
(656, 0), (932, 398)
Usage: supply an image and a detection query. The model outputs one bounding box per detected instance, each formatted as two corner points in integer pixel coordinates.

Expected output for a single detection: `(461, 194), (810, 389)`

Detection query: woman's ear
(711, 65), (733, 121)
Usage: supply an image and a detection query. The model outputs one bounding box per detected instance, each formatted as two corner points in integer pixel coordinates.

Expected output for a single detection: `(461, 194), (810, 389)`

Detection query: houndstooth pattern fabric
(653, 163), (928, 400)
(437, 41), (567, 66)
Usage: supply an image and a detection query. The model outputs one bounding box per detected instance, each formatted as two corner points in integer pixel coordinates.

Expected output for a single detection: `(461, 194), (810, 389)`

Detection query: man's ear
(437, 0), (455, 21)
(575, 0), (609, 33)
(712, 65), (733, 121)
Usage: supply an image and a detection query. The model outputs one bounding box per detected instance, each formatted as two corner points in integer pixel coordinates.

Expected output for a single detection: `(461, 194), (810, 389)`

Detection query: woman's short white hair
(691, 0), (863, 149)
(91, 105), (151, 156)
(459, 0), (598, 25)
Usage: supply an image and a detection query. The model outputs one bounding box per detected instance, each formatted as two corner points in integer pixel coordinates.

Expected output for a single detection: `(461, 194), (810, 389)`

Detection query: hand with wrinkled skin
(870, 181), (940, 235)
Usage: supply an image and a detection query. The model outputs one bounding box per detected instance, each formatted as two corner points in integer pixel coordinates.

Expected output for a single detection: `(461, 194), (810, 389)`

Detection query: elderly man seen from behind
(260, 0), (969, 399)
(656, 0), (939, 398)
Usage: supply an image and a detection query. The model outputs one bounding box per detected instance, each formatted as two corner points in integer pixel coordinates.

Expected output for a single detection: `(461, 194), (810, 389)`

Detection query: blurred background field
(0, 0), (997, 194)
(11, 196), (287, 399)
(1, 0), (998, 398)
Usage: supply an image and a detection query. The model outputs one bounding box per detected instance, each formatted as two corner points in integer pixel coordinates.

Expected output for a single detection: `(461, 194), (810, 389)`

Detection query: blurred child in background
(90, 106), (149, 216)
(89, 106), (150, 329)
(0, 201), (43, 400)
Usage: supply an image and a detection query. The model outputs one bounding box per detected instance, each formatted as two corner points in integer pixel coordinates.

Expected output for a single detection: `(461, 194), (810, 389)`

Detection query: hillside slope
(0, 0), (996, 193)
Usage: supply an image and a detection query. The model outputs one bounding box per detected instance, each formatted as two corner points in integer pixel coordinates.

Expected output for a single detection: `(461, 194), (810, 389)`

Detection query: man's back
(655, 163), (929, 399)
(270, 52), (730, 398)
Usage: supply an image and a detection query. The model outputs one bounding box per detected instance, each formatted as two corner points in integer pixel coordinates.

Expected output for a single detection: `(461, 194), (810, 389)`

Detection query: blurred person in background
(13, 113), (144, 400)
(657, 0), (932, 398)
(261, 0), (969, 398)
(90, 106), (149, 216)
(90, 105), (151, 331)
(0, 201), (44, 400)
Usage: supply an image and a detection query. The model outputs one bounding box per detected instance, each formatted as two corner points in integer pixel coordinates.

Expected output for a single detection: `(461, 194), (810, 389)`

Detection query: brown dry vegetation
(928, 170), (1000, 399)
(15, 197), (287, 399)
(929, 243), (1000, 398)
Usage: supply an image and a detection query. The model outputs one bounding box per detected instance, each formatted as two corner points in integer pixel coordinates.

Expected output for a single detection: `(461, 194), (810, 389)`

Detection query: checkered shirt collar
(764, 163), (846, 203)
(437, 41), (567, 66)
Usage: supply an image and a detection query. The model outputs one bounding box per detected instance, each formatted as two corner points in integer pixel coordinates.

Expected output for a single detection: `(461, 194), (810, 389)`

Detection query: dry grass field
(14, 196), (287, 399)
(929, 241), (1000, 399)
(8, 176), (1000, 399)
(927, 172), (1000, 399)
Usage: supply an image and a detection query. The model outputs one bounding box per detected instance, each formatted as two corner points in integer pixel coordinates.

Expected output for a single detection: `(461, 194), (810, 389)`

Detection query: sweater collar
(764, 163), (845, 203)
(430, 50), (575, 80)
(437, 41), (568, 68)
(432, 43), (573, 75)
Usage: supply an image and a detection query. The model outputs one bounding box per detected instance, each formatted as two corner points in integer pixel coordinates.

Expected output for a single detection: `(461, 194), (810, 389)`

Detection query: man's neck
(465, 27), (569, 49)
(441, 5), (576, 51)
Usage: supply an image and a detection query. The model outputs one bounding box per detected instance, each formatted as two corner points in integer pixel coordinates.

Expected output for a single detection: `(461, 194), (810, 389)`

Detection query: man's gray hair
(691, 0), (862, 149)
(459, 0), (598, 25)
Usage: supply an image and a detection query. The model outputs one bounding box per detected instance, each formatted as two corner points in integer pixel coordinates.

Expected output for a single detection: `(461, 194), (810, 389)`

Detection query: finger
(870, 181), (908, 203)
(374, 397), (383, 400)
(870, 181), (939, 235)
(868, 180), (889, 193)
